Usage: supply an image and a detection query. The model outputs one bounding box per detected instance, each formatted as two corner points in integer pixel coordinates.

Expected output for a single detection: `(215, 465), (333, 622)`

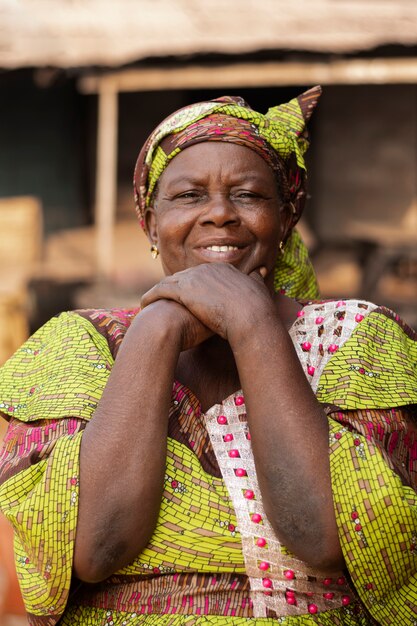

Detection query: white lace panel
(203, 301), (380, 616)
(205, 395), (352, 618)
(289, 299), (377, 393)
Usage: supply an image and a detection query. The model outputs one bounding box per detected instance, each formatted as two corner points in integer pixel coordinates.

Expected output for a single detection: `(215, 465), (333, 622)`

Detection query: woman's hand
(140, 263), (273, 343)
(138, 299), (213, 351)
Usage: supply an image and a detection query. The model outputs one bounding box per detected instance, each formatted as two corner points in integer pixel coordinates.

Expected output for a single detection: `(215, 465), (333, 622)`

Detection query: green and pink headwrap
(133, 86), (322, 299)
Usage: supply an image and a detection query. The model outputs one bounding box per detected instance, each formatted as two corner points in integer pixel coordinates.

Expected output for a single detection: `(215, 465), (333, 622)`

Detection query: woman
(0, 87), (416, 626)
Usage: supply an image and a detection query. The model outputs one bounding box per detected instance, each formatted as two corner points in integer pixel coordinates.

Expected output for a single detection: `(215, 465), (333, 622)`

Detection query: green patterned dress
(0, 300), (416, 625)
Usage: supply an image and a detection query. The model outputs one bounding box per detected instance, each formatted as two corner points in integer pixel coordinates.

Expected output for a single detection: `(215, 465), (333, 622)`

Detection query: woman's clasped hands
(140, 262), (273, 350)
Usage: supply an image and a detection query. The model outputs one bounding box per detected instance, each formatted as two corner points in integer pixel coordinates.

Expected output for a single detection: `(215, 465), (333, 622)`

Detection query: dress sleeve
(328, 416), (417, 623)
(0, 312), (114, 624)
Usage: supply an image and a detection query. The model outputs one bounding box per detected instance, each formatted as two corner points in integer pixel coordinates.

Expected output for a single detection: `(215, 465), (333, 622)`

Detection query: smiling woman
(145, 142), (287, 282)
(1, 88), (417, 626)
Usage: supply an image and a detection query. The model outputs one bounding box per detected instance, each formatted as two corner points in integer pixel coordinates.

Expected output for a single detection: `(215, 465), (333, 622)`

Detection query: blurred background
(0, 0), (417, 622)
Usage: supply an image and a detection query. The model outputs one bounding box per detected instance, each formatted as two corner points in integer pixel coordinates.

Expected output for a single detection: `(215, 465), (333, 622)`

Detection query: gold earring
(279, 241), (285, 256)
(150, 244), (159, 259)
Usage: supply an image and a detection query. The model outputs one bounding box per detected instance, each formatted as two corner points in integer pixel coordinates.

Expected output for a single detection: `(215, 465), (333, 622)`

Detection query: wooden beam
(95, 77), (118, 281)
(79, 58), (417, 94)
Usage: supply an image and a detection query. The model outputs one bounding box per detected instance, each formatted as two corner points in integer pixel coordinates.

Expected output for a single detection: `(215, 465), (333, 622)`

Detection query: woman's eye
(177, 191), (199, 199)
(235, 191), (259, 199)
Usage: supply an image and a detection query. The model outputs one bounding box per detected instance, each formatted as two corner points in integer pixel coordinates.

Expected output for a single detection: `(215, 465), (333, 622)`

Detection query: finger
(236, 252), (268, 279)
(140, 281), (183, 309)
(249, 267), (267, 283)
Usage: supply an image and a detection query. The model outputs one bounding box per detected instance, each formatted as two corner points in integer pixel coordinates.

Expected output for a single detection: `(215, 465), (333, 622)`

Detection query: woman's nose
(198, 195), (241, 226)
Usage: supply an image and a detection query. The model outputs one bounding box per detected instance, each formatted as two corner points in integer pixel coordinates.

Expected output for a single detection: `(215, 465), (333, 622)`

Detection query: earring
(279, 241), (285, 256)
(150, 244), (159, 259)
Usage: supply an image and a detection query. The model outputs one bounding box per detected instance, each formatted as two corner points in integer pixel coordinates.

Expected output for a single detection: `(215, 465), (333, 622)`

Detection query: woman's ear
(144, 207), (158, 245)
(280, 202), (295, 245)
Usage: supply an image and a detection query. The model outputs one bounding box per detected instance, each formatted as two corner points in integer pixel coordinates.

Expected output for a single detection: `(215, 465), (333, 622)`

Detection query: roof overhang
(79, 58), (417, 94)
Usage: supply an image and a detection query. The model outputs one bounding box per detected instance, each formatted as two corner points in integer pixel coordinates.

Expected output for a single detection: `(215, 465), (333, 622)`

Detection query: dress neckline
(170, 304), (305, 415)
(172, 379), (244, 417)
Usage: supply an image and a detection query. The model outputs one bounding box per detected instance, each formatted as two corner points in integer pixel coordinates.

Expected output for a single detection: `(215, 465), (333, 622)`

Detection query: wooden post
(95, 77), (118, 281)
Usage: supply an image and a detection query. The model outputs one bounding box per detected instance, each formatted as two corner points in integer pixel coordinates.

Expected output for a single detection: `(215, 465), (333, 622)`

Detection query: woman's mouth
(195, 243), (248, 263)
(205, 245), (239, 252)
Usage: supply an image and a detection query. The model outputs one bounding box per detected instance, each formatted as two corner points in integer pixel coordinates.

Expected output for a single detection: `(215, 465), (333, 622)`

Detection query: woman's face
(145, 142), (291, 290)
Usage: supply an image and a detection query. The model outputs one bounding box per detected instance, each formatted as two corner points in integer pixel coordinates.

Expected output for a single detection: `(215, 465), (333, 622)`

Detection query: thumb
(249, 266), (268, 282)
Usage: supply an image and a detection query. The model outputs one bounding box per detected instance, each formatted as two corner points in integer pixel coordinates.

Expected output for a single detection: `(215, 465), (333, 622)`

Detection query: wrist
(129, 301), (184, 349)
(228, 303), (285, 350)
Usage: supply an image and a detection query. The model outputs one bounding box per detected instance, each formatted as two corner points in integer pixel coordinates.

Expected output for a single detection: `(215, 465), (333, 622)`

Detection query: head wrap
(133, 86), (322, 299)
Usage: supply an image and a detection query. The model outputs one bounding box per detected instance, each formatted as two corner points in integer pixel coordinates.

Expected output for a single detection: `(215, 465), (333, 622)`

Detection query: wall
(308, 84), (417, 323)
(0, 70), (91, 233)
(312, 84), (417, 238)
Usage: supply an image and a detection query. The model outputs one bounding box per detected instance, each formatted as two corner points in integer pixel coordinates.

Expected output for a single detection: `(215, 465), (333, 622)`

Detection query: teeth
(206, 245), (239, 252)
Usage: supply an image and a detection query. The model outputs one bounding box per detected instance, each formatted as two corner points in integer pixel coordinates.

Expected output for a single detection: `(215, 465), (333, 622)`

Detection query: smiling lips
(205, 245), (240, 252)
(196, 242), (249, 263)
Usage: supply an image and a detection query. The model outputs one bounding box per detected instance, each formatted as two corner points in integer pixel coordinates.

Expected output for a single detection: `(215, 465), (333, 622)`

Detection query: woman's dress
(0, 301), (416, 625)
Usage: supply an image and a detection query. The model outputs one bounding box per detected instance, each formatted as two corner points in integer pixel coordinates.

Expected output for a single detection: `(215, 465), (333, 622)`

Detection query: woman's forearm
(137, 264), (343, 569)
(230, 312), (344, 571)
(74, 305), (182, 583)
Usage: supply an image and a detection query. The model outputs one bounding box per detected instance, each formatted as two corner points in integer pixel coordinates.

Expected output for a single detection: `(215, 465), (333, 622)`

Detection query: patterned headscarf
(133, 86), (322, 299)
